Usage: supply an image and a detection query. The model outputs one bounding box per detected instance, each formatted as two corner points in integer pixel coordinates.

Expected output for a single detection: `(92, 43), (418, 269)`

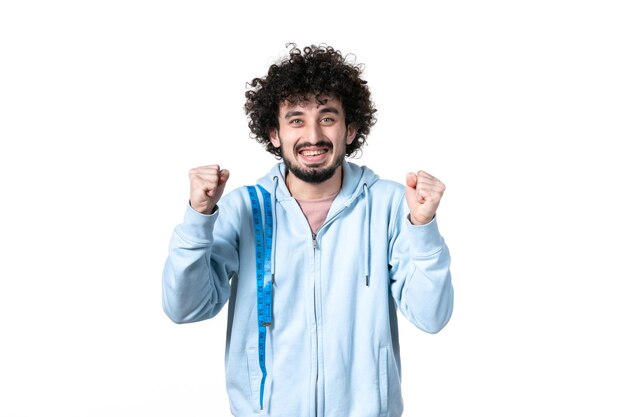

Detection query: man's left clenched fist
(405, 171), (446, 225)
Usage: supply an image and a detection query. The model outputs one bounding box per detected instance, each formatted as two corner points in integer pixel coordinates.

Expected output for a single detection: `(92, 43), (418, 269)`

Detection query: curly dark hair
(244, 44), (377, 158)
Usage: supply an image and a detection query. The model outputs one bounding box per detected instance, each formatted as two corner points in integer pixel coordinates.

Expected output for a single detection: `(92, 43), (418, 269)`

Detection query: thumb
(405, 172), (418, 205)
(405, 172), (417, 188)
(214, 169), (230, 200)
(218, 169), (230, 186)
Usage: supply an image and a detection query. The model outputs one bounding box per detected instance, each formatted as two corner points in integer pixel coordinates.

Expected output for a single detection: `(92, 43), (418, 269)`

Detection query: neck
(285, 166), (343, 200)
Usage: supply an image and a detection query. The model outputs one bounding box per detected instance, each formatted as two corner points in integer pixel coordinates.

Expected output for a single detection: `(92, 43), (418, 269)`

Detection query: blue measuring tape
(246, 185), (273, 411)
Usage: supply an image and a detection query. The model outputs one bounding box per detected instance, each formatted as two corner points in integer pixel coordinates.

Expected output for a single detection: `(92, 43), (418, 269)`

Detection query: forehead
(279, 95), (344, 114)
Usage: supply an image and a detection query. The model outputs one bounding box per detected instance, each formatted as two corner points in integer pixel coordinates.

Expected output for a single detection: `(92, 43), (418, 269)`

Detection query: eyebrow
(284, 107), (340, 119)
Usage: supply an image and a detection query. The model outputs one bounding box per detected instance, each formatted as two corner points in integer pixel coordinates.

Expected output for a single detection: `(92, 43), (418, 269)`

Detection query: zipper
(295, 208), (317, 417)
(307, 201), (357, 417)
(293, 195), (361, 416)
(312, 231), (321, 417)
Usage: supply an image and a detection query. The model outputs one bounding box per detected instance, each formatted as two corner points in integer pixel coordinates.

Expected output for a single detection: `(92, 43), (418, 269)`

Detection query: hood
(256, 160), (379, 212)
(256, 159), (379, 285)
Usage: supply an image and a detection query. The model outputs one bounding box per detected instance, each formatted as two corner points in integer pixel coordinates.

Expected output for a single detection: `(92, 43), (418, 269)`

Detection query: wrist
(190, 200), (216, 215)
(410, 213), (434, 226)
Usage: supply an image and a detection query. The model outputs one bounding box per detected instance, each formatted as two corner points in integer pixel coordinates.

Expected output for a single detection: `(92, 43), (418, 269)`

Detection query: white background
(1, 1), (625, 416)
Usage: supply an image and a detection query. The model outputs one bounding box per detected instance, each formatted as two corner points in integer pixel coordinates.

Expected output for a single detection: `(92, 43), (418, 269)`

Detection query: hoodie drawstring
(363, 183), (371, 286)
(271, 176), (278, 283)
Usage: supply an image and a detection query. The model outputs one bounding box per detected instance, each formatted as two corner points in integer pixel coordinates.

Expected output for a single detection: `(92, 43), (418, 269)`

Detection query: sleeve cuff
(176, 202), (219, 243)
(405, 214), (444, 256)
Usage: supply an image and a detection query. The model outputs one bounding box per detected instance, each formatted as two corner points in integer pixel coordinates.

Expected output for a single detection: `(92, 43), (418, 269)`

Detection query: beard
(280, 137), (346, 184)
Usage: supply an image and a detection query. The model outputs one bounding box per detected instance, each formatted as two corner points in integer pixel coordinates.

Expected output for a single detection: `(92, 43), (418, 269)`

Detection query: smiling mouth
(300, 148), (329, 156)
(297, 142), (332, 156)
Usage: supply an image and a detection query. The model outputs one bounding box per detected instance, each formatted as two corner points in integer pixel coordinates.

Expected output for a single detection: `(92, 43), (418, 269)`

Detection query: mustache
(295, 141), (334, 152)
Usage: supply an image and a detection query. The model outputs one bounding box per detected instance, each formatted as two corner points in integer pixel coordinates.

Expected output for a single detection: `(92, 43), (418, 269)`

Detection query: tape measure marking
(246, 185), (273, 411)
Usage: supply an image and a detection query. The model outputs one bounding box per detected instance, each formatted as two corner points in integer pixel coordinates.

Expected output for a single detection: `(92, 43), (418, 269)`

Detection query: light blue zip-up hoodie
(163, 161), (453, 417)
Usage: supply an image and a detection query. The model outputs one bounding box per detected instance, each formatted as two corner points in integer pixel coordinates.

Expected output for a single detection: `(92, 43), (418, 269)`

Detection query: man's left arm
(388, 170), (454, 334)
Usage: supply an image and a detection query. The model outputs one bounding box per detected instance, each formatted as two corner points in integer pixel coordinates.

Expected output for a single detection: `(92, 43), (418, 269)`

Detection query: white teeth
(301, 150), (326, 156)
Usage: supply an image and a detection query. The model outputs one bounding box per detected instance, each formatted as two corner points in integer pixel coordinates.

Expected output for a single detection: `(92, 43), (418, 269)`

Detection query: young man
(163, 44), (454, 417)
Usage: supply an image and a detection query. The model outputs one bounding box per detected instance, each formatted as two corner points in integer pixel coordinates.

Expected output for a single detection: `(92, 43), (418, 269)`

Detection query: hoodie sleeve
(388, 198), (454, 334)
(162, 199), (239, 324)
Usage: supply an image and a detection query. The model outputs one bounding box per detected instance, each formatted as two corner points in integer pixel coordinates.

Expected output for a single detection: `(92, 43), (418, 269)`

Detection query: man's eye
(289, 119), (303, 125)
(321, 117), (334, 123)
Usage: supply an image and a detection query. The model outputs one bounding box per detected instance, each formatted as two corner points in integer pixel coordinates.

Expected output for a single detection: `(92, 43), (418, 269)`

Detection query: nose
(305, 123), (323, 144)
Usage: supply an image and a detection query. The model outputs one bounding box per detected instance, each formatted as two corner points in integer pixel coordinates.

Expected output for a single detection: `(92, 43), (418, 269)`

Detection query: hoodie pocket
(379, 347), (389, 415)
(246, 347), (261, 413)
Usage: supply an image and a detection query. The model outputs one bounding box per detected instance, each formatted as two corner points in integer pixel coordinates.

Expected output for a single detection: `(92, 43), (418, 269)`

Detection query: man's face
(270, 96), (356, 183)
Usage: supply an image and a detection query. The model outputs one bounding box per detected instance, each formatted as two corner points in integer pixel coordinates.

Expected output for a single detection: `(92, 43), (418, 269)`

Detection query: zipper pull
(312, 233), (318, 249)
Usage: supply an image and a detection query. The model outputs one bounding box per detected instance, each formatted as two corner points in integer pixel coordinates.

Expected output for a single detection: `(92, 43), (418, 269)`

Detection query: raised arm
(162, 165), (237, 323)
(389, 171), (453, 333)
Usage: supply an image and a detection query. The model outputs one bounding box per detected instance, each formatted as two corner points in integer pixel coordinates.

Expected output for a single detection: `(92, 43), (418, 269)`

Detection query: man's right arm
(162, 165), (235, 323)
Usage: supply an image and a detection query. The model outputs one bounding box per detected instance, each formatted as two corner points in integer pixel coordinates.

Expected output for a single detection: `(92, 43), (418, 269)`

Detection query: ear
(269, 128), (281, 148)
(346, 124), (357, 145)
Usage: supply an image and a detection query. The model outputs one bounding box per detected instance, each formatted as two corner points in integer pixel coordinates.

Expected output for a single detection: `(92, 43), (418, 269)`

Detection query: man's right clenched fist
(188, 165), (230, 214)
